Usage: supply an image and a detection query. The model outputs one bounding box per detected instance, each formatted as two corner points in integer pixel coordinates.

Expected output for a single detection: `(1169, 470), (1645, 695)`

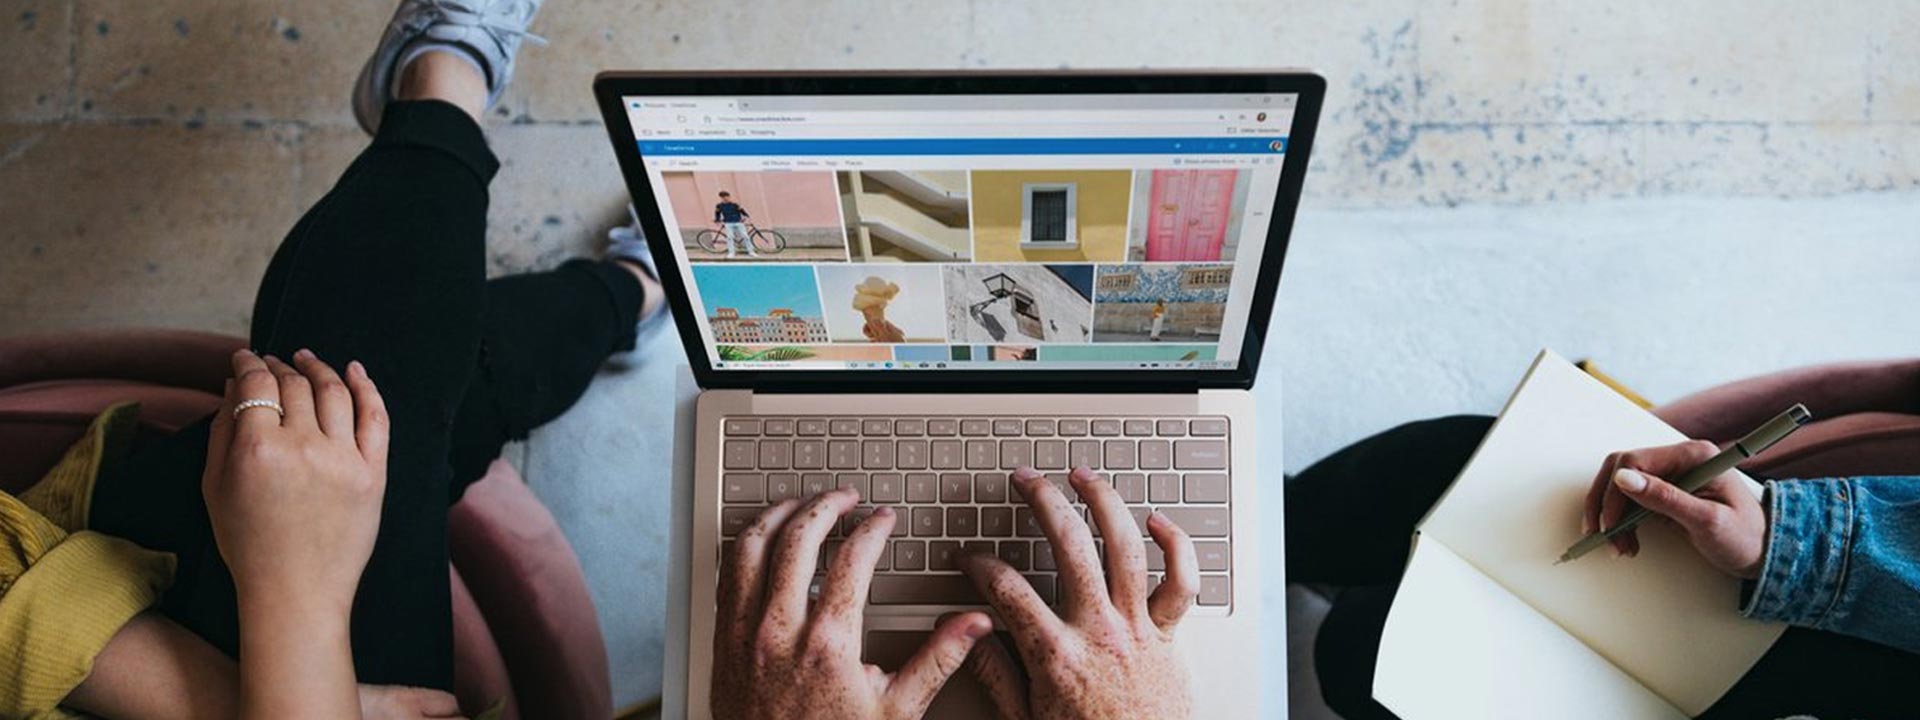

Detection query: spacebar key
(871, 575), (985, 605)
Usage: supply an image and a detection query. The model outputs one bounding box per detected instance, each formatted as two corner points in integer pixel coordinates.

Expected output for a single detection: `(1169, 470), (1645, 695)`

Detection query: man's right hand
(959, 466), (1198, 720)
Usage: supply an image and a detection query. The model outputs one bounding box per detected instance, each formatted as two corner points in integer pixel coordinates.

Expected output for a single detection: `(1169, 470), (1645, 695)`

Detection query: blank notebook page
(1417, 351), (1782, 714)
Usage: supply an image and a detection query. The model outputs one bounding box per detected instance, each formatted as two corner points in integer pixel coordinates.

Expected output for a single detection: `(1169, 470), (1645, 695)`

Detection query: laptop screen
(618, 91), (1299, 373)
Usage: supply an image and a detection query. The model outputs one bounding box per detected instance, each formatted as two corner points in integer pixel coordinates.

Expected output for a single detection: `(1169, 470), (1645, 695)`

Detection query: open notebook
(1373, 351), (1786, 719)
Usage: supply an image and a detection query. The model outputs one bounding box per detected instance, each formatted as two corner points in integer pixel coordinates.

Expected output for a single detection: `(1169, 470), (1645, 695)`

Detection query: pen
(1556, 403), (1812, 564)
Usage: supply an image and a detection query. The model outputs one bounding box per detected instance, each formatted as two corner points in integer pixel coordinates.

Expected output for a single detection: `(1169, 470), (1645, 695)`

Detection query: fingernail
(348, 360), (364, 377)
(261, 354), (279, 364)
(1147, 510), (1169, 529)
(1613, 469), (1647, 492)
(1012, 466), (1040, 481)
(873, 506), (894, 518)
(293, 348), (314, 361)
(1582, 516), (1594, 535)
(964, 616), (992, 640)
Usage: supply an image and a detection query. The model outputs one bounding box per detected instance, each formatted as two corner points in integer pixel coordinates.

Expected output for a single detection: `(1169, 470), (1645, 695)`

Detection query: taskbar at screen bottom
(712, 359), (1239, 371)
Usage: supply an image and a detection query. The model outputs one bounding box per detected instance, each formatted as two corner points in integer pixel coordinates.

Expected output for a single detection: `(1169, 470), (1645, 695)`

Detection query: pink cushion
(0, 328), (245, 394)
(452, 566), (520, 720)
(1654, 359), (1920, 478)
(448, 460), (612, 720)
(0, 379), (220, 493)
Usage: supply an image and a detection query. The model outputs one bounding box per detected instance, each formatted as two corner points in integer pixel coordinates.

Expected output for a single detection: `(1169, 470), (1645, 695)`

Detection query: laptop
(593, 70), (1324, 718)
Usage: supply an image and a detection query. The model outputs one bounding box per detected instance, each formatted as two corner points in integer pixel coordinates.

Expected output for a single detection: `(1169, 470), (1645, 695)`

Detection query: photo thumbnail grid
(663, 168), (1253, 366)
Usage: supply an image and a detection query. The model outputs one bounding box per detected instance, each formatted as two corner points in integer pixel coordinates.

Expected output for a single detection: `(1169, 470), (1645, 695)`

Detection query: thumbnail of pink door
(1143, 169), (1236, 262)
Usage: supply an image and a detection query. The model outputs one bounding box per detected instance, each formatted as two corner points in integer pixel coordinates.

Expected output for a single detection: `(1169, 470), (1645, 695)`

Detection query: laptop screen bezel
(593, 70), (1324, 393)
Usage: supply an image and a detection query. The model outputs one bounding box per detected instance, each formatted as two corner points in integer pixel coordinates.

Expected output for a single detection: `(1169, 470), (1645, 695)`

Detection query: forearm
(235, 590), (362, 720)
(1743, 476), (1920, 653)
(64, 612), (239, 720)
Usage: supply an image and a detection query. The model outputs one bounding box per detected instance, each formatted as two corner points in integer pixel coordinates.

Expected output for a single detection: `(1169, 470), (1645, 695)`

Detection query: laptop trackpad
(864, 630), (1000, 719)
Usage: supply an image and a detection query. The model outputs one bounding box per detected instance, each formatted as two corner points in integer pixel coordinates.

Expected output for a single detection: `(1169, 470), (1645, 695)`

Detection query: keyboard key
(999, 439), (1033, 469)
(837, 472), (870, 497)
(1138, 439), (1171, 470)
(829, 419), (860, 436)
(1025, 574), (1058, 604)
(758, 440), (792, 469)
(927, 419), (959, 436)
(721, 508), (759, 536)
(1025, 419), (1057, 436)
(796, 419), (828, 436)
(1123, 419), (1153, 437)
(1185, 473), (1230, 503)
(1196, 542), (1231, 571)
(930, 440), (963, 469)
(829, 440), (860, 470)
(1104, 440), (1137, 470)
(862, 440), (894, 469)
(981, 507), (1013, 537)
(1034, 440), (1068, 470)
(725, 419), (762, 436)
(793, 440), (826, 469)
(870, 473), (903, 503)
(929, 541), (962, 570)
(1091, 419), (1122, 436)
(992, 419), (1022, 436)
(895, 418), (927, 436)
(911, 508), (945, 538)
(1174, 440), (1228, 470)
(1144, 542), (1166, 571)
(1159, 507), (1230, 537)
(1156, 419), (1187, 437)
(960, 419), (991, 436)
(894, 540), (927, 570)
(1015, 508), (1044, 537)
(906, 473), (938, 503)
(939, 473), (972, 503)
(896, 440), (928, 470)
(998, 541), (1032, 570)
(1045, 472), (1078, 502)
(1069, 440), (1103, 470)
(1034, 541), (1057, 570)
(843, 506), (876, 536)
(963, 540), (995, 558)
(1114, 473), (1146, 503)
(722, 473), (764, 503)
(1148, 473), (1180, 503)
(974, 472), (1009, 503)
(723, 440), (756, 469)
(946, 507), (979, 537)
(1199, 575), (1230, 606)
(801, 473), (832, 497)
(763, 418), (795, 436)
(1130, 507), (1153, 536)
(1190, 418), (1228, 436)
(863, 419), (892, 435)
(965, 440), (996, 469)
(871, 574), (983, 605)
(887, 507), (910, 537)
(819, 540), (842, 569)
(1058, 419), (1090, 436)
(767, 473), (799, 502)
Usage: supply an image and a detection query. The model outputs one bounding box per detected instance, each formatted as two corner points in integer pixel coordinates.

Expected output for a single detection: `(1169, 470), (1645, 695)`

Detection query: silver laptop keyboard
(719, 415), (1233, 610)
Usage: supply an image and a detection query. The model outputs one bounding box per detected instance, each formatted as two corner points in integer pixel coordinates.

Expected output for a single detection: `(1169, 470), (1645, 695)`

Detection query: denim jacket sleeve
(1741, 476), (1920, 654)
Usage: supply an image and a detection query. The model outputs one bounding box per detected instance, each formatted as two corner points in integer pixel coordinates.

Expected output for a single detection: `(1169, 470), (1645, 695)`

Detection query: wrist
(236, 583), (355, 632)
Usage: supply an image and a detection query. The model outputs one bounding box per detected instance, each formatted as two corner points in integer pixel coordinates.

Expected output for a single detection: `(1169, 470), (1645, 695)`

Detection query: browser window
(621, 93), (1298, 372)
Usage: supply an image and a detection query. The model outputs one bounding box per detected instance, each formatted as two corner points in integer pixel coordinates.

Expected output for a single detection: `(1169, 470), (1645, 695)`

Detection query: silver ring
(232, 398), (285, 419)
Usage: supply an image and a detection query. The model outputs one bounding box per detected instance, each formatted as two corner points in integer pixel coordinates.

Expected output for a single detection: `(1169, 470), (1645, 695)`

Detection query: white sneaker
(352, 0), (546, 135)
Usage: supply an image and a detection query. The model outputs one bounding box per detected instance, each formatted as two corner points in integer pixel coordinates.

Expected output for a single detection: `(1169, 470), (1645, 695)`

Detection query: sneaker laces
(404, 0), (548, 52)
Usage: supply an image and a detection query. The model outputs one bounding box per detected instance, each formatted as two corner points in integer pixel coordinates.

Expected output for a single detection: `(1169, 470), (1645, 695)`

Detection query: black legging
(86, 100), (645, 690)
(1287, 415), (1920, 719)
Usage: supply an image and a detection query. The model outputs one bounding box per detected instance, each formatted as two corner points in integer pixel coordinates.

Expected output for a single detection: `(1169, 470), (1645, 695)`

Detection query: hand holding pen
(1563, 405), (1811, 578)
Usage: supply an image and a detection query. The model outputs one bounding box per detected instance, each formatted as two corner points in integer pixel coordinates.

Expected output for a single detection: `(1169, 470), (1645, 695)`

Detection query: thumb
(967, 631), (1032, 720)
(886, 612), (992, 717)
(1613, 468), (1721, 533)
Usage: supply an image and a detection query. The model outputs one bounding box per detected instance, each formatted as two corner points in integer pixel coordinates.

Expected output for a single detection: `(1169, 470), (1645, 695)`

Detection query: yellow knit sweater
(1, 404), (175, 719)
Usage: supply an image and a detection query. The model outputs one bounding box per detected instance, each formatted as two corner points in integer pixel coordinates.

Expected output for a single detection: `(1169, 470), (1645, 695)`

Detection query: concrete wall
(970, 170), (1132, 262)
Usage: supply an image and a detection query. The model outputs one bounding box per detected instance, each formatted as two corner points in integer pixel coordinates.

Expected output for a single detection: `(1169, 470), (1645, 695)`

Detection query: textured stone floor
(4, 0), (1918, 715)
